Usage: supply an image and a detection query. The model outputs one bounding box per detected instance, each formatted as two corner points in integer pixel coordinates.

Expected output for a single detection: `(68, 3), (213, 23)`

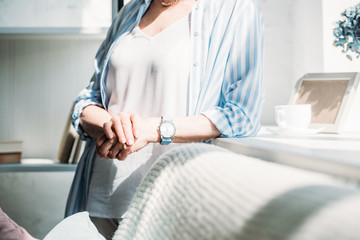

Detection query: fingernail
(109, 132), (114, 139)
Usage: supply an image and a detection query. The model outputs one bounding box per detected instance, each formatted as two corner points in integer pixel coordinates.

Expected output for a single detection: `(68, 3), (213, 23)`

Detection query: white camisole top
(87, 14), (191, 218)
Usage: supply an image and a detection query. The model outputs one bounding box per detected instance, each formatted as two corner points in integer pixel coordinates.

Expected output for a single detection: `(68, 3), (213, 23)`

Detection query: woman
(66, 0), (264, 238)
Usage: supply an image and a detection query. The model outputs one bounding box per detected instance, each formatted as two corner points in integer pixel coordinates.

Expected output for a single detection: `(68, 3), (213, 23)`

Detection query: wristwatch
(158, 116), (176, 145)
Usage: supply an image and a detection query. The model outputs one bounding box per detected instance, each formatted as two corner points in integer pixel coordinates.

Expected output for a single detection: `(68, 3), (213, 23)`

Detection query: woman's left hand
(104, 111), (142, 145)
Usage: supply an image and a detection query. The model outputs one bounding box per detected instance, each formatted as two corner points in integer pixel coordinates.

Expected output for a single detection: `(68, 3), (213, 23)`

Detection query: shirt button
(194, 32), (199, 37)
(194, 4), (199, 10)
(193, 61), (199, 67)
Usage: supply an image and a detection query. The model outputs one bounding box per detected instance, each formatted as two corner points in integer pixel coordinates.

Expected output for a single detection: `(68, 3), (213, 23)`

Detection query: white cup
(275, 104), (312, 129)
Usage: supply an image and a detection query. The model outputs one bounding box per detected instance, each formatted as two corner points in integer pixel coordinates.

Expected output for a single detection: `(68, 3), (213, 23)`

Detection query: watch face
(160, 122), (176, 138)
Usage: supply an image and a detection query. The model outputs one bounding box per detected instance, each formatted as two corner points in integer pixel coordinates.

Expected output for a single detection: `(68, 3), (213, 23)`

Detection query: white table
(212, 127), (360, 181)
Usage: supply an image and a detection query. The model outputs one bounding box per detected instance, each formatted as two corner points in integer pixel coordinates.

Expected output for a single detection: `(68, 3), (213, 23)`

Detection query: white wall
(292, 0), (324, 81)
(260, 0), (323, 124)
(0, 0), (111, 28)
(0, 36), (102, 159)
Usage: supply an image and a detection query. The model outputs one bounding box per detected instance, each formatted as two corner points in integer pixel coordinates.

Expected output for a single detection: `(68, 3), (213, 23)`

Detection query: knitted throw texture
(112, 143), (360, 240)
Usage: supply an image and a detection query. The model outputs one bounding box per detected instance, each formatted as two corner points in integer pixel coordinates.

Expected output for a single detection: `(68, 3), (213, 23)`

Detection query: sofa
(45, 143), (360, 240)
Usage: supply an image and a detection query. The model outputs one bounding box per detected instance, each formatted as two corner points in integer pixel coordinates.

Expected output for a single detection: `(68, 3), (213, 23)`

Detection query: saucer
(266, 126), (325, 136)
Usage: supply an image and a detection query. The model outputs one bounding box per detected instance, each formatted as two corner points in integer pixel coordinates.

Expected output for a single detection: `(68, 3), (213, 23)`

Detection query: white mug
(275, 104), (312, 129)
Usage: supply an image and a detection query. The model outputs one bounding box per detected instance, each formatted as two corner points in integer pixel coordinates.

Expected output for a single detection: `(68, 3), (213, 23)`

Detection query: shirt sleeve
(202, 0), (264, 138)
(71, 73), (103, 141)
(71, 6), (130, 140)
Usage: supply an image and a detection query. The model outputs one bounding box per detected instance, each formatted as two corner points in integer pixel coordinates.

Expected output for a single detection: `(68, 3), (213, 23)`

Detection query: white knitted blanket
(113, 143), (360, 240)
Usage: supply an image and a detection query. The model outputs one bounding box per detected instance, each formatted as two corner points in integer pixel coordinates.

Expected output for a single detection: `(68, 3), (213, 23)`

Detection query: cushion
(0, 208), (37, 240)
(44, 212), (105, 240)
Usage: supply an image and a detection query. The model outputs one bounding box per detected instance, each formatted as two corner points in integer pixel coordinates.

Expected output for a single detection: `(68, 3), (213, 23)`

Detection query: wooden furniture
(57, 104), (83, 164)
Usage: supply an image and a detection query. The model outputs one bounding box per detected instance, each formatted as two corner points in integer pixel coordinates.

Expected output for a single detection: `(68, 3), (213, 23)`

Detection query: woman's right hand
(96, 134), (123, 159)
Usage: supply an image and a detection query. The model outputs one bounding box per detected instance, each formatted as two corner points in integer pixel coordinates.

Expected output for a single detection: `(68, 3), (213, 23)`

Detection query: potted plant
(333, 2), (360, 60)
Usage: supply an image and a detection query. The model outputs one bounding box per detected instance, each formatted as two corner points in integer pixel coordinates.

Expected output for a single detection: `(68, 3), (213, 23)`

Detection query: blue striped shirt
(72, 0), (264, 139)
(65, 0), (264, 216)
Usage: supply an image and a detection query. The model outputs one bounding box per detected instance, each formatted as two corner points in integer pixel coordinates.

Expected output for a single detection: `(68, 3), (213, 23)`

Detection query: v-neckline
(136, 13), (190, 40)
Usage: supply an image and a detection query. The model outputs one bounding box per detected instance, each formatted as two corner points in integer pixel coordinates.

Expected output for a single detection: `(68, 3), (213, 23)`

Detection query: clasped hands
(96, 111), (156, 161)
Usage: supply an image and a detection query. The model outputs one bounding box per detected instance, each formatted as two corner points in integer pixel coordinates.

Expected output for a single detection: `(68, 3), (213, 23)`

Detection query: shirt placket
(189, 1), (202, 116)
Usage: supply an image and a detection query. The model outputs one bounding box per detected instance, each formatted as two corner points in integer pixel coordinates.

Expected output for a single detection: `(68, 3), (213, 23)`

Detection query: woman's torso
(87, 14), (191, 218)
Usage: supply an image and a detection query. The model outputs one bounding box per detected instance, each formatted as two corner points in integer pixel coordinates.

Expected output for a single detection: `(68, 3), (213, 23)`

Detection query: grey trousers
(90, 216), (122, 240)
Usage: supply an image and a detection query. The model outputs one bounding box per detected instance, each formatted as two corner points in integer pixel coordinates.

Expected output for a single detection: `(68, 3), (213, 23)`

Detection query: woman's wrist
(143, 115), (221, 145)
(80, 105), (112, 139)
(143, 117), (161, 143)
(138, 115), (221, 145)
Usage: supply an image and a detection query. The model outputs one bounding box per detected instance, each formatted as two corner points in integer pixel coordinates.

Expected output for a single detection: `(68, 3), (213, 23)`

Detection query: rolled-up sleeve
(72, 73), (103, 140)
(71, 6), (128, 140)
(202, 0), (264, 138)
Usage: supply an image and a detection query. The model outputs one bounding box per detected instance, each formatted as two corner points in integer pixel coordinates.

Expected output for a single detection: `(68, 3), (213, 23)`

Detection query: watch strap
(160, 137), (172, 145)
(159, 116), (175, 145)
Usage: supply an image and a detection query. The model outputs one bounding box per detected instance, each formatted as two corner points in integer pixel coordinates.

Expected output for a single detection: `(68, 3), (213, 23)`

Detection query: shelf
(0, 27), (108, 39)
(0, 163), (77, 172)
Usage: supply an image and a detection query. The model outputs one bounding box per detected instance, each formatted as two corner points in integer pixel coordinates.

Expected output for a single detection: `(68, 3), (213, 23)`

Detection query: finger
(116, 152), (125, 161)
(96, 135), (107, 158)
(116, 145), (131, 161)
(117, 150), (129, 161)
(103, 121), (114, 139)
(96, 134), (116, 156)
(116, 138), (148, 161)
(96, 134), (107, 147)
(130, 111), (141, 139)
(121, 116), (134, 145)
(108, 143), (123, 159)
(99, 139), (115, 159)
(112, 116), (126, 144)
